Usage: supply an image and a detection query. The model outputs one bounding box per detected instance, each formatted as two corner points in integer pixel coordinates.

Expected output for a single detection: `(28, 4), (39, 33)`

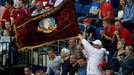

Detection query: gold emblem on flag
(37, 17), (57, 33)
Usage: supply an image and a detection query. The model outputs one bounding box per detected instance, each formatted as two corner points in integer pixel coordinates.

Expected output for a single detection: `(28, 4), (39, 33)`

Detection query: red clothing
(2, 8), (16, 20)
(119, 27), (134, 45)
(100, 3), (114, 19)
(21, 8), (31, 17)
(15, 8), (31, 19)
(104, 25), (115, 38)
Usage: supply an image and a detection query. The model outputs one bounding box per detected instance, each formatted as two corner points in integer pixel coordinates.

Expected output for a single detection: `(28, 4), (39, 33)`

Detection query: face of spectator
(60, 51), (66, 59)
(15, 1), (23, 8)
(115, 21), (122, 31)
(84, 22), (91, 27)
(5, 2), (11, 8)
(120, 0), (126, 6)
(102, 21), (109, 29)
(36, 1), (43, 10)
(117, 41), (124, 50)
(5, 21), (11, 30)
(125, 46), (130, 55)
(3, 30), (9, 36)
(68, 39), (76, 48)
(125, 46), (133, 56)
(70, 55), (77, 64)
(24, 67), (32, 75)
(93, 44), (101, 49)
(47, 50), (55, 59)
(78, 58), (86, 67)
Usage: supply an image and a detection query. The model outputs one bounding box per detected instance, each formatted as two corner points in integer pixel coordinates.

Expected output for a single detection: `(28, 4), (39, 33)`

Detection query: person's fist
(78, 34), (84, 40)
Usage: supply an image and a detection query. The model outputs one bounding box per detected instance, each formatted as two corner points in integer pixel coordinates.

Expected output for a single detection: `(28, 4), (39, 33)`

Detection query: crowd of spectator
(0, 0), (134, 75)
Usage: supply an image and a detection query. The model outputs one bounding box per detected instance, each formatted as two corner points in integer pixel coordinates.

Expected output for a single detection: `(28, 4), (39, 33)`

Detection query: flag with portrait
(14, 0), (80, 50)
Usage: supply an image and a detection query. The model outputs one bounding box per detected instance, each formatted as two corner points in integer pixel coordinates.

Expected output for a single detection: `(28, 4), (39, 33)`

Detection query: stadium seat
(78, 23), (84, 32)
(77, 17), (85, 23)
(81, 5), (91, 16)
(74, 3), (83, 15)
(95, 27), (104, 39)
(113, 9), (118, 17)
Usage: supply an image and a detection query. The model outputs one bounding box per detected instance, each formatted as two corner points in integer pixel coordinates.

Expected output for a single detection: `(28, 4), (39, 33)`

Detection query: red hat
(84, 18), (92, 23)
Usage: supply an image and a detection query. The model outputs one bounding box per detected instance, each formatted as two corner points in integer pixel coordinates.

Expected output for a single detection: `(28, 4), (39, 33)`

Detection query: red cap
(84, 18), (92, 23)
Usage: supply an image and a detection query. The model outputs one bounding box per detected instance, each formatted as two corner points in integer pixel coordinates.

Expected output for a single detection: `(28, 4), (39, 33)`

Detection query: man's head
(35, 1), (43, 10)
(115, 20), (123, 31)
(78, 57), (87, 67)
(92, 40), (102, 49)
(47, 47), (55, 59)
(5, 20), (11, 30)
(24, 65), (32, 75)
(102, 19), (111, 30)
(60, 48), (70, 59)
(5, 0), (14, 8)
(70, 54), (78, 64)
(3, 30), (9, 36)
(15, 1), (23, 8)
(83, 18), (92, 27)
(68, 38), (77, 48)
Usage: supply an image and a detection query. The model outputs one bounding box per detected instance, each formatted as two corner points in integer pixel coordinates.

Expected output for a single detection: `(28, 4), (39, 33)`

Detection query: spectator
(24, 65), (34, 75)
(14, 0), (31, 19)
(83, 18), (96, 42)
(0, 30), (10, 66)
(78, 34), (107, 75)
(116, 40), (126, 62)
(88, 0), (100, 19)
(121, 45), (134, 75)
(76, 57), (87, 75)
(121, 0), (134, 32)
(4, 20), (15, 42)
(67, 54), (79, 75)
(2, 0), (15, 24)
(60, 48), (71, 75)
(113, 20), (134, 46)
(115, 0), (126, 20)
(99, 0), (114, 19)
(106, 40), (126, 74)
(31, 1), (46, 16)
(101, 19), (116, 56)
(67, 38), (82, 58)
(45, 47), (62, 75)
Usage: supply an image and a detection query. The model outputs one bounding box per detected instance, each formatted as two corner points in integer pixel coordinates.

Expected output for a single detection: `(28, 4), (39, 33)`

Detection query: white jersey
(81, 39), (105, 75)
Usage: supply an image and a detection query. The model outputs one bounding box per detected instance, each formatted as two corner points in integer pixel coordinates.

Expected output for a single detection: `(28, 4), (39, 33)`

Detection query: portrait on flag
(37, 17), (57, 33)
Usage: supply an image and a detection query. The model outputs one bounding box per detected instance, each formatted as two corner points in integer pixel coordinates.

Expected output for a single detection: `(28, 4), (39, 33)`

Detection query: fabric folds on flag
(14, 0), (80, 50)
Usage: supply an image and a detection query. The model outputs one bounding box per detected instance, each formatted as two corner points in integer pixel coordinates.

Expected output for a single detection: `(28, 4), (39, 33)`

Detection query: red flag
(14, 0), (80, 50)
